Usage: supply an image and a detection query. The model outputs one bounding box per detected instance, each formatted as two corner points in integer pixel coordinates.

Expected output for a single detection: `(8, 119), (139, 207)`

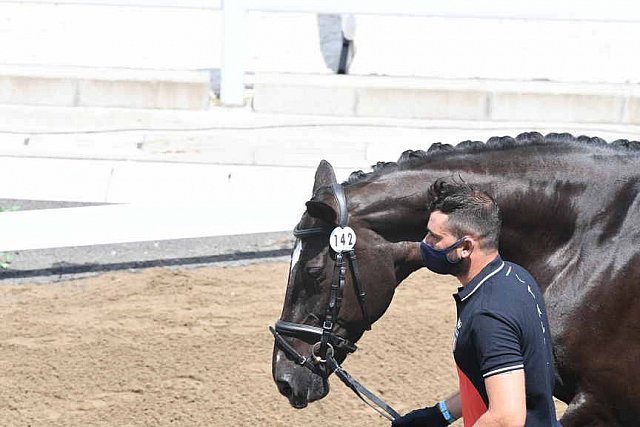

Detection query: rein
(269, 183), (400, 421)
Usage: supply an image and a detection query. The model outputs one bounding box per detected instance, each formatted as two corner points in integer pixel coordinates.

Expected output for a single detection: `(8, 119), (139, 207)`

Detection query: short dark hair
(428, 180), (501, 249)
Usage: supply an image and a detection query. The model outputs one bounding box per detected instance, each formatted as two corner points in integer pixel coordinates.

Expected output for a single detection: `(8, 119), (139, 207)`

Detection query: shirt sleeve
(472, 310), (524, 378)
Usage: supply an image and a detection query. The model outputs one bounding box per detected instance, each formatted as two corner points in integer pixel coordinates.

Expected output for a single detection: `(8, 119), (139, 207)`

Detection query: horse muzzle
(272, 347), (329, 408)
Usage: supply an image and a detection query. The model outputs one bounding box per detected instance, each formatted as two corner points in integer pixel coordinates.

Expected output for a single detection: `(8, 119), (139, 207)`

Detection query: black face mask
(419, 238), (465, 275)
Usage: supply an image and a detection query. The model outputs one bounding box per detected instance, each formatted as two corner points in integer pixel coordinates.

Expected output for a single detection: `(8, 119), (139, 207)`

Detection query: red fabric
(457, 365), (488, 426)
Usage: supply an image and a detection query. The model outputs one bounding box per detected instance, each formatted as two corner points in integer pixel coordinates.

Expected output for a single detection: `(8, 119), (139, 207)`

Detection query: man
(393, 180), (559, 426)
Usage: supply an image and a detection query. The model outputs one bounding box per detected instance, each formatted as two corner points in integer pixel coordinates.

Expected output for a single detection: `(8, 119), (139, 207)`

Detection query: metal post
(220, 0), (247, 105)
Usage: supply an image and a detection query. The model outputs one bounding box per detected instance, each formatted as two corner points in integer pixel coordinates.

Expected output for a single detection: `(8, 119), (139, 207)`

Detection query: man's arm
(444, 392), (462, 421)
(473, 369), (526, 427)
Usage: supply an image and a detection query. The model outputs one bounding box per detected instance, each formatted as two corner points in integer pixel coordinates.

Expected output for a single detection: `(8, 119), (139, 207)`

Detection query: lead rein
(325, 354), (401, 421)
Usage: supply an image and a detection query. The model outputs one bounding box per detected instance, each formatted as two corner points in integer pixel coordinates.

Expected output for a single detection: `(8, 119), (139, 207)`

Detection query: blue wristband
(437, 400), (456, 425)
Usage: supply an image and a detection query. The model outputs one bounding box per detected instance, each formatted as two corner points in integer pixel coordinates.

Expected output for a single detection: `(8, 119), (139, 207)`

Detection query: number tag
(329, 226), (357, 252)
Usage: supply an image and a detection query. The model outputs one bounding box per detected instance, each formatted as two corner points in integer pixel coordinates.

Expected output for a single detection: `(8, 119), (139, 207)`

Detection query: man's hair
(427, 179), (501, 250)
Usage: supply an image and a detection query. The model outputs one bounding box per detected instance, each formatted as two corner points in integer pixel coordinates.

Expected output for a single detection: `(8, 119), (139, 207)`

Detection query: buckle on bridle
(322, 320), (333, 330)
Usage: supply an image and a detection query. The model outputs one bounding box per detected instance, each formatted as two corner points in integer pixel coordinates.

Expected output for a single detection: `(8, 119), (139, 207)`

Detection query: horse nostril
(276, 380), (293, 398)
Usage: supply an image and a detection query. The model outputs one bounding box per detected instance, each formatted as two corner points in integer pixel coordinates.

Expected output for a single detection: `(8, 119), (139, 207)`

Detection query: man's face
(424, 210), (459, 250)
(424, 210), (480, 280)
(424, 210), (472, 275)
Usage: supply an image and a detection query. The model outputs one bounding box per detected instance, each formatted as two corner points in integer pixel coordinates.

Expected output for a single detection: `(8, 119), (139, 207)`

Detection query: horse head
(271, 160), (424, 409)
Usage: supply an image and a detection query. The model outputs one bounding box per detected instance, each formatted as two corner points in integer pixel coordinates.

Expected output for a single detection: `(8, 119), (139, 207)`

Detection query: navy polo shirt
(452, 256), (559, 426)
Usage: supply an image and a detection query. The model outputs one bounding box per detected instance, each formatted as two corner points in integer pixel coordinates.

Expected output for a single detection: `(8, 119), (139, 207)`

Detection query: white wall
(0, 2), (639, 83)
(349, 16), (640, 84)
(0, 2), (221, 70)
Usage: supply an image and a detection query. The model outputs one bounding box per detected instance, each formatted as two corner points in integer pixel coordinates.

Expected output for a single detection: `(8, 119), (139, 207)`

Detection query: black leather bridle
(269, 183), (400, 421)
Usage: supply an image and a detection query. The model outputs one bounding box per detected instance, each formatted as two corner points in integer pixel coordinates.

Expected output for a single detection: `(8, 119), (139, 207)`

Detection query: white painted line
(0, 203), (300, 252)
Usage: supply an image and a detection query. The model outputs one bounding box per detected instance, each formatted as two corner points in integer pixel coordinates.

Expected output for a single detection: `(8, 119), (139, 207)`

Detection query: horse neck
(347, 161), (590, 293)
(347, 173), (433, 242)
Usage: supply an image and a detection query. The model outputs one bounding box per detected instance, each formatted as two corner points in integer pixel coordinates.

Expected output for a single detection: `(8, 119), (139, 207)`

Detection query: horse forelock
(344, 132), (640, 186)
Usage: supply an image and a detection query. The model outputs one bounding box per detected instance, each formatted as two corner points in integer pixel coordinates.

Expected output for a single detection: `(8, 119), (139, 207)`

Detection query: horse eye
(306, 266), (323, 278)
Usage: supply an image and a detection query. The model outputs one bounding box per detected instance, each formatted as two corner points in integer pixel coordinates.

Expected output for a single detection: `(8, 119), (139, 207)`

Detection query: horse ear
(305, 200), (337, 224)
(312, 160), (337, 196)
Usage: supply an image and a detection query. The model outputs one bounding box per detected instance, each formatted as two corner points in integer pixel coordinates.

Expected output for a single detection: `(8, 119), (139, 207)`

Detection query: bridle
(279, 183), (370, 360)
(269, 183), (400, 421)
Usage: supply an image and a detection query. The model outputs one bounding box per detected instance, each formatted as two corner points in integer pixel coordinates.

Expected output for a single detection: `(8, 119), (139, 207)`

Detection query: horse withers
(271, 132), (640, 426)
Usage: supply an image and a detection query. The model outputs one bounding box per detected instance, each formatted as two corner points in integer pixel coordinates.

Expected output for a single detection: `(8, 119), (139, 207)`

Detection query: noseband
(270, 183), (400, 421)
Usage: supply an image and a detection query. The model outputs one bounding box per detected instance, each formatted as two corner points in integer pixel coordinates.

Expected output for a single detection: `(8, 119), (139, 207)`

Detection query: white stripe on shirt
(483, 364), (525, 378)
(460, 262), (505, 302)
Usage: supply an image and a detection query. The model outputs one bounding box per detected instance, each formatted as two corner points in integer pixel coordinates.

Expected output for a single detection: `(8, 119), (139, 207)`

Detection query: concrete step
(2, 104), (640, 205)
(253, 73), (640, 124)
(0, 65), (211, 110)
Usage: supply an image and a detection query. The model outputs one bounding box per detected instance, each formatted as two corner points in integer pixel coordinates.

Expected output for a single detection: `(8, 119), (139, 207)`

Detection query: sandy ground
(0, 262), (566, 426)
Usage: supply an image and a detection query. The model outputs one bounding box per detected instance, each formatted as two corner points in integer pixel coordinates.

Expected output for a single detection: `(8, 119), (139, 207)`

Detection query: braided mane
(345, 132), (640, 184)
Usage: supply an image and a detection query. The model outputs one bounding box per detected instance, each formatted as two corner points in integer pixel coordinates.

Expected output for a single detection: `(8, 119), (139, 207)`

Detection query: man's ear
(305, 200), (337, 224)
(460, 238), (475, 259)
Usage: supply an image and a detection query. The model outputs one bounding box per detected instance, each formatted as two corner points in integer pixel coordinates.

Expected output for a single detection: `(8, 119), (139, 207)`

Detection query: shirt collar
(454, 255), (505, 303)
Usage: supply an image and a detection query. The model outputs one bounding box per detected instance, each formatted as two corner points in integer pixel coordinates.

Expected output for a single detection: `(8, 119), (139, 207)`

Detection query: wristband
(437, 400), (456, 425)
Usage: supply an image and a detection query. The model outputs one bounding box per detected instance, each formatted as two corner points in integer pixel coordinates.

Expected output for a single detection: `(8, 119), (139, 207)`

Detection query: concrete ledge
(358, 88), (486, 120)
(0, 75), (76, 106)
(491, 93), (623, 123)
(253, 73), (640, 124)
(0, 65), (210, 109)
(253, 81), (355, 116)
(624, 93), (640, 123)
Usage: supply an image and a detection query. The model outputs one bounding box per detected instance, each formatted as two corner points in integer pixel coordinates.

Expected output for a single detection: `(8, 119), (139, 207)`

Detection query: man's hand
(391, 405), (448, 427)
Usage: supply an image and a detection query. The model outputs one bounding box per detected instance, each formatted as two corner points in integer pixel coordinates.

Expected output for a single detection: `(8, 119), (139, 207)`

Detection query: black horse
(272, 132), (640, 426)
